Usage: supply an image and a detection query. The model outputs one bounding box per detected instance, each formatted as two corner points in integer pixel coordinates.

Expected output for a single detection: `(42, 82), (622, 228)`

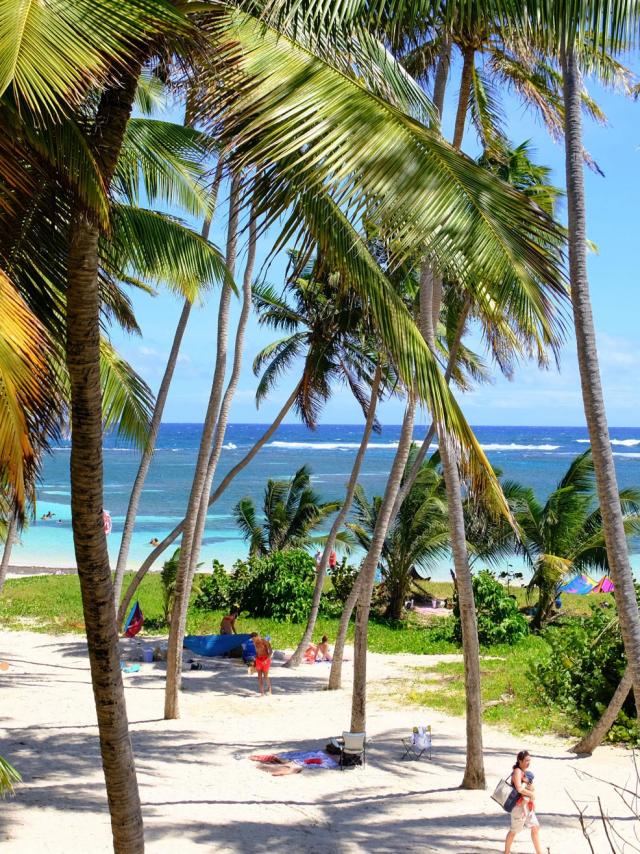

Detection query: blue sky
(111, 62), (640, 428)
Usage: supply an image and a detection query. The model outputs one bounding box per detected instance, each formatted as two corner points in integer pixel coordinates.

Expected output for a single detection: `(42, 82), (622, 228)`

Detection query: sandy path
(0, 631), (632, 852)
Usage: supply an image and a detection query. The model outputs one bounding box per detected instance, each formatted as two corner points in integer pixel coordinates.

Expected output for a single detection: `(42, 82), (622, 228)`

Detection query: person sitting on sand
(149, 537), (160, 546)
(304, 635), (332, 662)
(220, 609), (239, 635)
(251, 632), (273, 695)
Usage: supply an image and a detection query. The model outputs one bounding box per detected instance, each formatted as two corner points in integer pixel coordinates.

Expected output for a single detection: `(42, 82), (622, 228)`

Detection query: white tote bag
(491, 774), (514, 810)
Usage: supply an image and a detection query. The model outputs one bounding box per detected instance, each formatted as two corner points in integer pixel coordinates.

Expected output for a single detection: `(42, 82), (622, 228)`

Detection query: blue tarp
(559, 574), (597, 595)
(183, 634), (251, 657)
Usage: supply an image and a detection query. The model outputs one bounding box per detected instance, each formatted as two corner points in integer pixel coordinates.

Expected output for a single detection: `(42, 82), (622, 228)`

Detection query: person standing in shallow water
(504, 750), (543, 854)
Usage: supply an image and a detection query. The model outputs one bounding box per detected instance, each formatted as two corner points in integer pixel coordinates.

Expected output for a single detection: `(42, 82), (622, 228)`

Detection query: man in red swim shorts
(251, 632), (273, 695)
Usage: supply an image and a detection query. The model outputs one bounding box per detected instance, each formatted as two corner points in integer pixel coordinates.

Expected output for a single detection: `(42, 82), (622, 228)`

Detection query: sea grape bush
(195, 550), (343, 621)
(532, 604), (638, 744)
(453, 569), (529, 646)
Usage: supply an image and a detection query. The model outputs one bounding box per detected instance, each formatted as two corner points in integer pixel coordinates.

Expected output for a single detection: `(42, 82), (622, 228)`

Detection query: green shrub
(194, 560), (231, 611)
(329, 558), (359, 604)
(532, 604), (638, 744)
(221, 550), (318, 622)
(453, 569), (529, 646)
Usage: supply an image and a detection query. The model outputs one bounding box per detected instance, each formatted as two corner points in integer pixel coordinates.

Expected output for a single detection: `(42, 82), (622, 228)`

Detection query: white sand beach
(0, 632), (631, 853)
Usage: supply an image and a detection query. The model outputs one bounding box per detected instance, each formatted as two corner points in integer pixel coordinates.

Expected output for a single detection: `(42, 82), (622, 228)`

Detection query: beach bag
(491, 773), (518, 812)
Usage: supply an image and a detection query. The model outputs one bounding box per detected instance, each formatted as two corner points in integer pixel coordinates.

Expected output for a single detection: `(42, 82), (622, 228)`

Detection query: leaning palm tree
(234, 466), (340, 556)
(348, 453), (450, 620)
(513, 450), (640, 630)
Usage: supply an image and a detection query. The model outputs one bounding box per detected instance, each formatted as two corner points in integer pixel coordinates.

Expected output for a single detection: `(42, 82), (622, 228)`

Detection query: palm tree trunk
(452, 45), (475, 150)
(164, 172), (241, 720)
(67, 65), (144, 854)
(439, 435), (485, 788)
(351, 395), (416, 732)
(286, 365), (383, 668)
(391, 297), (471, 519)
(116, 384), (300, 628)
(112, 158), (226, 608)
(562, 45), (640, 701)
(432, 38), (452, 121)
(0, 513), (18, 595)
(422, 268), (485, 789)
(571, 667), (633, 755)
(327, 297), (470, 686)
(328, 572), (363, 690)
(185, 192), (258, 587)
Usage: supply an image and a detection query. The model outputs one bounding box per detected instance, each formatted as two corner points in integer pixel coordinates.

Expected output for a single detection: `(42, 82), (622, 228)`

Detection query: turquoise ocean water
(12, 423), (640, 580)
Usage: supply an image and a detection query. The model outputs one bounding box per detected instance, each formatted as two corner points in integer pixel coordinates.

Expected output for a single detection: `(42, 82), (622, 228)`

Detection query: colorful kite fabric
(559, 574), (597, 595)
(592, 576), (615, 594)
(123, 601), (144, 637)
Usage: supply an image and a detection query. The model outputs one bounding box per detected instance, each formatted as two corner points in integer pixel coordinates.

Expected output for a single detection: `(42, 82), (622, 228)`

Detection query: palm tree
(348, 455), (450, 620)
(560, 36), (640, 709)
(112, 144), (227, 607)
(513, 450), (640, 630)
(234, 466), (340, 556)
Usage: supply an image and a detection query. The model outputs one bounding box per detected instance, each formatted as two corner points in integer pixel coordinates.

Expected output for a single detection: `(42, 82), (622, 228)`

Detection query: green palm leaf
(116, 119), (215, 218)
(105, 204), (231, 303)
(99, 339), (154, 451)
(0, 754), (20, 798)
(0, 0), (183, 117)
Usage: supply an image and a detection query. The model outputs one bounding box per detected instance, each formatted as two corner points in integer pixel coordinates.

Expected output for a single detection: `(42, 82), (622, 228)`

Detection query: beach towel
(250, 750), (339, 770)
(123, 601), (144, 638)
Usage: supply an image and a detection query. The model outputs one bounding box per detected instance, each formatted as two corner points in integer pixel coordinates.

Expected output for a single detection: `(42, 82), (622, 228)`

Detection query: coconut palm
(348, 454), (450, 620)
(512, 450), (640, 630)
(234, 466), (340, 556)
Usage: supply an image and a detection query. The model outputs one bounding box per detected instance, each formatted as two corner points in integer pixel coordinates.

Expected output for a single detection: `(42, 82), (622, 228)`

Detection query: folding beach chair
(401, 725), (432, 761)
(331, 731), (366, 769)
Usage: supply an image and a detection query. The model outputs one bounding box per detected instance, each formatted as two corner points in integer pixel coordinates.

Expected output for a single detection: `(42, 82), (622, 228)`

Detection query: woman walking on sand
(505, 750), (543, 854)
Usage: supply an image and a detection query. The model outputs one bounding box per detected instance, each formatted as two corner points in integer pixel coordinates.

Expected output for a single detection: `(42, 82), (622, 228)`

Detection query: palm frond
(105, 204), (231, 302)
(0, 0), (183, 118)
(0, 754), (21, 798)
(115, 119), (214, 218)
(99, 339), (154, 451)
(0, 269), (59, 515)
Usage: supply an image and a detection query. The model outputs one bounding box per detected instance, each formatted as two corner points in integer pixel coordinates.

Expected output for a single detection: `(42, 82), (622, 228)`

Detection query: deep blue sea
(14, 424), (640, 578)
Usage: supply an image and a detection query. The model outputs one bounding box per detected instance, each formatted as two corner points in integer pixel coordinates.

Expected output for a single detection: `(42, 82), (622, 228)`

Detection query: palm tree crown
(234, 465), (340, 557)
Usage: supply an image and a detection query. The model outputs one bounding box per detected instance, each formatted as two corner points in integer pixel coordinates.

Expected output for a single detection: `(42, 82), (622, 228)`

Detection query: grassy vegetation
(405, 635), (579, 739)
(0, 573), (459, 654)
(0, 572), (618, 741)
(411, 579), (609, 617)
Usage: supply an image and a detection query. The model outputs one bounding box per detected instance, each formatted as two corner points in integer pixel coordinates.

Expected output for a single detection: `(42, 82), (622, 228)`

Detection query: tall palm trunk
(351, 395), (416, 731)
(165, 173), (241, 720)
(421, 268), (485, 788)
(571, 667), (632, 755)
(66, 64), (145, 853)
(439, 436), (485, 787)
(328, 301), (471, 688)
(185, 193), (258, 587)
(562, 45), (640, 701)
(391, 298), (471, 519)
(0, 513), (18, 594)
(112, 158), (226, 607)
(328, 572), (363, 690)
(432, 39), (452, 120)
(116, 384), (300, 628)
(286, 365), (383, 668)
(452, 45), (475, 150)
